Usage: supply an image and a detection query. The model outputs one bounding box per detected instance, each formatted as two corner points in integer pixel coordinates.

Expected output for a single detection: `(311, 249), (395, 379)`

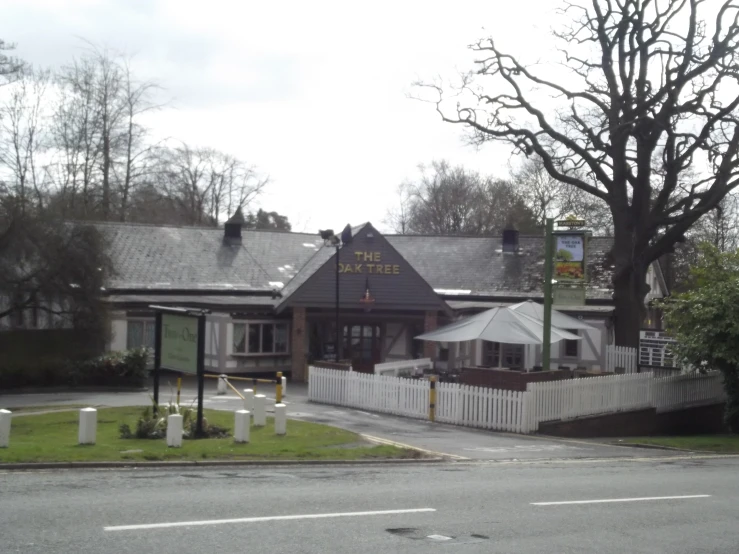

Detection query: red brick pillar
(423, 311), (438, 360)
(291, 307), (307, 382)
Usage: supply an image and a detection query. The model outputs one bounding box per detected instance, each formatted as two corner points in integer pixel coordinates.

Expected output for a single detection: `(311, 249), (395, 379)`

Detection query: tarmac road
(2, 456), (739, 553)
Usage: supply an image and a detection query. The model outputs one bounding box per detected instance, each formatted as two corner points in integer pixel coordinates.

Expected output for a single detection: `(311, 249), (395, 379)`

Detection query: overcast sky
(5, 0), (558, 233)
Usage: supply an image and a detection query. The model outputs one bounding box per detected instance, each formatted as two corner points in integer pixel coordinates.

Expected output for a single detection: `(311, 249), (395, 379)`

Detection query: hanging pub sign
(553, 232), (586, 282)
(553, 285), (586, 306)
(556, 218), (586, 228)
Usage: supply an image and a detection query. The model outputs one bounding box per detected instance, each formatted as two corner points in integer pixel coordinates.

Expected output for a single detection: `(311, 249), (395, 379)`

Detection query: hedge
(0, 349), (149, 390)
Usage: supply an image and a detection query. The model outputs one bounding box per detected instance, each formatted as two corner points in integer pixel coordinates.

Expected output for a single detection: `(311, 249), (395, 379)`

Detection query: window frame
(126, 318), (156, 350)
(482, 342), (523, 368)
(563, 329), (580, 358)
(232, 320), (290, 356)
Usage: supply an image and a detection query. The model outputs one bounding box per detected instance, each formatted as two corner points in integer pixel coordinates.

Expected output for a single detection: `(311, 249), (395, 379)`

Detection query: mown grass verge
(0, 407), (422, 463)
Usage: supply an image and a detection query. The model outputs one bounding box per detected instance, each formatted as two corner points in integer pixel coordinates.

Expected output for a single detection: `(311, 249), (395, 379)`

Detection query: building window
(482, 342), (523, 369)
(233, 322), (289, 354)
(563, 329), (579, 358)
(127, 320), (155, 350)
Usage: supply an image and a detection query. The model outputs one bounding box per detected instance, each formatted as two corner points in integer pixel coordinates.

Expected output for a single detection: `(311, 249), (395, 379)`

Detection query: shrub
(119, 401), (230, 440)
(0, 348), (149, 389)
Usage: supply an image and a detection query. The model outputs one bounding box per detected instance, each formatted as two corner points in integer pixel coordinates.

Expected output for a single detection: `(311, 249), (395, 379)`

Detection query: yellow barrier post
(429, 376), (437, 422)
(176, 377), (182, 406)
(276, 372), (283, 404)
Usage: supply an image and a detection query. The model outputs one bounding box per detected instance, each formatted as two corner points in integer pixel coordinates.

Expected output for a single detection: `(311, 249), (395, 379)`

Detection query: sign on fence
(639, 330), (678, 369)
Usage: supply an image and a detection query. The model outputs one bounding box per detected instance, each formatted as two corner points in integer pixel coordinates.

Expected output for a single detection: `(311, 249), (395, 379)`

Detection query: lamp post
(319, 226), (352, 363)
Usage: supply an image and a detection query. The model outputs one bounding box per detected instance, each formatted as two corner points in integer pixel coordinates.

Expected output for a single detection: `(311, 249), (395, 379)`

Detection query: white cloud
(4, 0), (558, 232)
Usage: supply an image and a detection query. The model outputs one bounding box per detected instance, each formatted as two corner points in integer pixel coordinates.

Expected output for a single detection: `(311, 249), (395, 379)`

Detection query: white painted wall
(110, 315), (127, 352)
(226, 322), (233, 356)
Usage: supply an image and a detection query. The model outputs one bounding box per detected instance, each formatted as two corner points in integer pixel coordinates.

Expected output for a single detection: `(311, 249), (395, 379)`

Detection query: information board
(639, 329), (678, 369)
(161, 313), (199, 374)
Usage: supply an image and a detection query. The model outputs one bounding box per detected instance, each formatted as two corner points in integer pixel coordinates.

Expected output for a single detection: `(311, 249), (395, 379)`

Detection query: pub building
(102, 210), (668, 381)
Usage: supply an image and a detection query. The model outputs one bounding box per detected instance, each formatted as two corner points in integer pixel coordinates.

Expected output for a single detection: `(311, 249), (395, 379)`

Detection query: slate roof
(386, 235), (616, 301)
(96, 222), (324, 292)
(95, 222), (618, 304)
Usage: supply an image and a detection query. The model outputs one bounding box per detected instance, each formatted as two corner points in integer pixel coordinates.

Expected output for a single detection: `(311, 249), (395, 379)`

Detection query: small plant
(119, 399), (230, 439)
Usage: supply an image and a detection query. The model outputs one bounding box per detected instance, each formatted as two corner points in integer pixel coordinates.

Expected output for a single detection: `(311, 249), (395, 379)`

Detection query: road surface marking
(361, 434), (469, 460)
(104, 508), (436, 531)
(532, 494), (711, 506)
(464, 444), (586, 454)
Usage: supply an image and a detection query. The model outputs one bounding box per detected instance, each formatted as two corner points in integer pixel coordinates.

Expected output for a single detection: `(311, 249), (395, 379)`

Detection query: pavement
(2, 377), (685, 462)
(2, 456), (739, 553)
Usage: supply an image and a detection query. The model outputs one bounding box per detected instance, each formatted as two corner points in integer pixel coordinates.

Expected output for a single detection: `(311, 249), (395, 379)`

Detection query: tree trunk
(612, 274), (647, 347)
(611, 228), (650, 348)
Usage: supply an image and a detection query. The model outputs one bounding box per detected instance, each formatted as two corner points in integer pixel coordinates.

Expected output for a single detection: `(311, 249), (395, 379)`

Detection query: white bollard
(243, 389), (254, 412)
(0, 409), (11, 448)
(78, 408), (97, 445)
(281, 376), (287, 398)
(217, 374), (228, 395)
(167, 414), (183, 447)
(274, 403), (287, 436)
(253, 394), (266, 426)
(234, 410), (251, 443)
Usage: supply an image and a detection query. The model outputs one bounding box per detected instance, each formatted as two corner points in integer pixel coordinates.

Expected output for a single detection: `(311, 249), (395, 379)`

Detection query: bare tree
(419, 0), (739, 347)
(0, 39), (24, 86)
(511, 156), (613, 234)
(49, 57), (106, 219)
(115, 61), (162, 221)
(156, 143), (268, 226)
(0, 69), (51, 214)
(383, 182), (412, 234)
(47, 43), (160, 222)
(394, 160), (538, 235)
(693, 193), (739, 252)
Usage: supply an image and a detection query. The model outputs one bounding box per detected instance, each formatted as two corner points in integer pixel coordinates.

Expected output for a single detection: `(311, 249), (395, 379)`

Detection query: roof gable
(276, 223), (450, 314)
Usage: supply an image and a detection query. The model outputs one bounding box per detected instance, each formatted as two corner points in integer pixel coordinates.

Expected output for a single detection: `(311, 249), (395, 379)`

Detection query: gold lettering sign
(339, 252), (400, 274)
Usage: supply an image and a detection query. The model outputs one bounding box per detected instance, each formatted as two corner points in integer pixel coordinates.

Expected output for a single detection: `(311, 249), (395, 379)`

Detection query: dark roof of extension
(95, 222), (619, 304)
(388, 234), (616, 300)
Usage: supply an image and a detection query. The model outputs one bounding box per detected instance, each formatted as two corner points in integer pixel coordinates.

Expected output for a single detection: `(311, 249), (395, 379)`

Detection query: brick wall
(291, 307), (307, 382)
(423, 311), (438, 359)
(459, 367), (573, 391)
(539, 403), (727, 438)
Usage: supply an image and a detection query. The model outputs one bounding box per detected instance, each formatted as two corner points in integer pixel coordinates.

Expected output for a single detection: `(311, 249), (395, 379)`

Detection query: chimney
(224, 207), (245, 245)
(502, 221), (519, 253)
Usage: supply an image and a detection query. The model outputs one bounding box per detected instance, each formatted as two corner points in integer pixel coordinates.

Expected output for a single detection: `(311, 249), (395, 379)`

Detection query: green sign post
(152, 306), (209, 437)
(542, 218), (554, 372)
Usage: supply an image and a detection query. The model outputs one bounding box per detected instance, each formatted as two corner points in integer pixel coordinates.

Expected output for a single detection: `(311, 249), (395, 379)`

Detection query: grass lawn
(621, 435), (739, 453)
(0, 407), (421, 463)
(6, 405), (90, 414)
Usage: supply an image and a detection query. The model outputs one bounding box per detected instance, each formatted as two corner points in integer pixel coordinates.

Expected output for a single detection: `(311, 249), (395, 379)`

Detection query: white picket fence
(435, 383), (530, 433)
(309, 366), (530, 432)
(527, 372), (654, 426)
(605, 345), (638, 373)
(653, 371), (726, 412)
(309, 367), (429, 419)
(308, 365), (725, 434)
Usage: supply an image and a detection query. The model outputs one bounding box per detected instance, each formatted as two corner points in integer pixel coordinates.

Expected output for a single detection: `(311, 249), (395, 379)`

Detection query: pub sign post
(151, 305), (209, 437)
